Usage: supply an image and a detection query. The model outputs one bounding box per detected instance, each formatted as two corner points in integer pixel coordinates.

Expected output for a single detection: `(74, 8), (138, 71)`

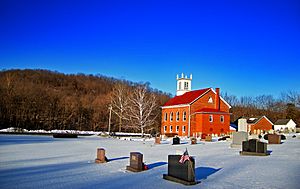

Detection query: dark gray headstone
(173, 137), (180, 145)
(256, 141), (267, 153)
(249, 139), (257, 152)
(167, 155), (195, 182)
(242, 139), (267, 154)
(127, 152), (143, 171)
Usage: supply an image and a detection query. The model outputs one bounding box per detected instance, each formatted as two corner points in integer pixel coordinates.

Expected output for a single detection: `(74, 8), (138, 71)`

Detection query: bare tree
(110, 83), (130, 132)
(126, 85), (158, 136)
(255, 95), (274, 110)
(222, 92), (239, 106)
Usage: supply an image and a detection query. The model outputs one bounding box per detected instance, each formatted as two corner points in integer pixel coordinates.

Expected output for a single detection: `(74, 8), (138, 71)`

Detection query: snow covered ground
(0, 134), (299, 189)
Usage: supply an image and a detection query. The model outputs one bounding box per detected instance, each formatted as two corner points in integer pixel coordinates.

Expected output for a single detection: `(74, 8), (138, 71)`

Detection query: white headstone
(230, 131), (248, 148)
(238, 118), (247, 132)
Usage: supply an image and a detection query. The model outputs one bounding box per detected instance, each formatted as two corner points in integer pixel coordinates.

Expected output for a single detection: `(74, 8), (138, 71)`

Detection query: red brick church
(161, 73), (231, 138)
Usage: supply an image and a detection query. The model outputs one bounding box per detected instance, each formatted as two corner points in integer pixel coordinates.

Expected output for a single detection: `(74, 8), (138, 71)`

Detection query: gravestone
(191, 138), (197, 145)
(238, 118), (248, 132)
(163, 155), (199, 185)
(155, 136), (161, 144)
(240, 139), (268, 156)
(268, 134), (281, 144)
(230, 131), (248, 148)
(95, 148), (108, 163)
(126, 152), (144, 172)
(205, 135), (212, 142)
(173, 137), (180, 145)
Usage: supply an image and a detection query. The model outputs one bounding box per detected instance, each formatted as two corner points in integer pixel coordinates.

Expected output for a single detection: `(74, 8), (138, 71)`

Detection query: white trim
(190, 88), (211, 105)
(176, 111), (180, 121)
(257, 116), (274, 125)
(170, 112), (174, 122)
(220, 96), (232, 109)
(183, 111), (187, 121)
(211, 88), (232, 108)
(162, 104), (189, 109)
(164, 112), (168, 121)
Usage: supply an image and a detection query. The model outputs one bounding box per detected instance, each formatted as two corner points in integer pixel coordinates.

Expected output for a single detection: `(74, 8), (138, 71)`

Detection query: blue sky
(1, 0), (299, 97)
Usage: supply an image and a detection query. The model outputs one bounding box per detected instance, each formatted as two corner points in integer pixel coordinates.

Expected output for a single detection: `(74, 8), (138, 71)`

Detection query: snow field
(0, 134), (299, 189)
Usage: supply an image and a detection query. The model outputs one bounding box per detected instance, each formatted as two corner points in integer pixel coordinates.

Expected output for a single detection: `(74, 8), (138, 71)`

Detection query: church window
(183, 111), (187, 121)
(209, 115), (213, 122)
(164, 112), (168, 121)
(220, 115), (224, 123)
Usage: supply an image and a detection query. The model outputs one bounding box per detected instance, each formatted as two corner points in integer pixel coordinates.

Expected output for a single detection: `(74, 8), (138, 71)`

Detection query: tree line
(222, 92), (300, 125)
(0, 69), (171, 133)
(0, 69), (299, 134)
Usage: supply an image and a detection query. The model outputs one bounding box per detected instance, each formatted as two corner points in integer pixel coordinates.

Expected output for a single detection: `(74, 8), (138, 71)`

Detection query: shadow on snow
(147, 162), (167, 169)
(195, 167), (221, 180)
(108, 156), (129, 162)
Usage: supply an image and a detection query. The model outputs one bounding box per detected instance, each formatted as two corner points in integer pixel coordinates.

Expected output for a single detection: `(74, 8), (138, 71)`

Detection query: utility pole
(108, 105), (112, 134)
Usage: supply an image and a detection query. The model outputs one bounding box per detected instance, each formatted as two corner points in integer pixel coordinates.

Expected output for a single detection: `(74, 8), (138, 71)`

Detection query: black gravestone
(257, 141), (267, 153)
(126, 152), (143, 172)
(163, 155), (199, 185)
(249, 139), (257, 152)
(173, 137), (180, 145)
(241, 139), (268, 156)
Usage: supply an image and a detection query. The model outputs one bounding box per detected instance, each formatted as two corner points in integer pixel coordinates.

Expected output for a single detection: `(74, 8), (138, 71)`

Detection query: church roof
(274, 119), (291, 125)
(163, 88), (210, 106)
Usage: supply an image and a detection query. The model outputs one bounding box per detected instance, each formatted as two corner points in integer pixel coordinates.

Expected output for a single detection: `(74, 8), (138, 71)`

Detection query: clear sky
(1, 0), (299, 97)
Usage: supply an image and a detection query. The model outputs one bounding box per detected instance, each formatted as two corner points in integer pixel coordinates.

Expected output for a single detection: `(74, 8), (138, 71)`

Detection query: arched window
(164, 112), (168, 121)
(220, 115), (224, 123)
(170, 112), (173, 121)
(176, 126), (179, 132)
(182, 126), (186, 133)
(183, 111), (187, 121)
(164, 126), (167, 133)
(170, 126), (173, 132)
(176, 111), (180, 121)
(209, 115), (213, 122)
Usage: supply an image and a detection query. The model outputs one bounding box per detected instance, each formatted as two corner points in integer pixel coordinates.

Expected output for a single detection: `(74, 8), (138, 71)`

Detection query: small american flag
(179, 148), (190, 164)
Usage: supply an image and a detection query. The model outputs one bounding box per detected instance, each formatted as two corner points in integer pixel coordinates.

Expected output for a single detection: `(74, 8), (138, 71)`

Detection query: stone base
(163, 174), (200, 186)
(230, 144), (242, 148)
(126, 166), (144, 172)
(95, 158), (107, 163)
(239, 151), (269, 156)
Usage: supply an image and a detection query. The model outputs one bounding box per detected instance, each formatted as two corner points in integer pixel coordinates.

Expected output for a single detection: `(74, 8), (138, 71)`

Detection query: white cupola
(176, 73), (192, 96)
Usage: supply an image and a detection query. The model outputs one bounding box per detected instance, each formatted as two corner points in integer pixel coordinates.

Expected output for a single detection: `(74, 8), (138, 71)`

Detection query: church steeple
(176, 73), (192, 96)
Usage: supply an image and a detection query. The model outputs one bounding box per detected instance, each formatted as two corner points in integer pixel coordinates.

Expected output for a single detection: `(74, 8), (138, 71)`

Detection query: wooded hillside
(0, 69), (171, 133)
